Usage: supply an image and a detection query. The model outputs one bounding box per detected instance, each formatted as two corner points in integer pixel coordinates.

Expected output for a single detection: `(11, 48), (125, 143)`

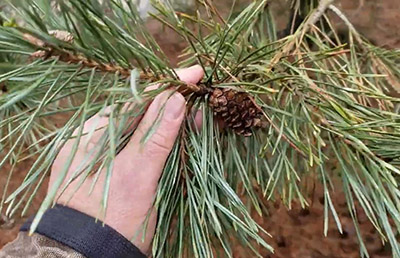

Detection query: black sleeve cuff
(20, 204), (146, 258)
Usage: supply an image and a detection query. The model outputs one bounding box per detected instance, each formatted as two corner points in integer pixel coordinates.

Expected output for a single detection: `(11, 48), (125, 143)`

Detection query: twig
(30, 43), (211, 96)
(329, 4), (400, 95)
(268, 0), (334, 70)
(204, 0), (226, 26)
(328, 5), (363, 45)
(33, 48), (132, 77)
(26, 30), (214, 96)
(26, 31), (133, 77)
(305, 0), (334, 28)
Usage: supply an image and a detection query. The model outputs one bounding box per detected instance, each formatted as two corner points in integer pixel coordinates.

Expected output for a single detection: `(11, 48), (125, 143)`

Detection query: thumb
(116, 90), (185, 185)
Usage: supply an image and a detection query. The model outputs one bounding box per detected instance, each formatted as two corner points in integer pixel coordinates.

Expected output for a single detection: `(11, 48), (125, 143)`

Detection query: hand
(49, 65), (204, 254)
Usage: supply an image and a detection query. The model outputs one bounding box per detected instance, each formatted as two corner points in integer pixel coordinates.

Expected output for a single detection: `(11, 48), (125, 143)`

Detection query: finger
(115, 66), (204, 181)
(74, 65), (203, 149)
(116, 65), (204, 135)
(78, 103), (142, 152)
(188, 108), (203, 133)
(194, 109), (203, 131)
(116, 90), (185, 186)
(176, 64), (204, 84)
(177, 65), (204, 132)
(52, 103), (142, 183)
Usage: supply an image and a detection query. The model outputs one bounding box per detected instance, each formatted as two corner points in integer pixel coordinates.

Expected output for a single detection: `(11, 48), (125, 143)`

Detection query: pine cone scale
(209, 88), (267, 136)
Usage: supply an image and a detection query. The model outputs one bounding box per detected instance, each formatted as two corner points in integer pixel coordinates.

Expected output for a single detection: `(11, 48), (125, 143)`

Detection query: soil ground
(1, 0), (399, 257)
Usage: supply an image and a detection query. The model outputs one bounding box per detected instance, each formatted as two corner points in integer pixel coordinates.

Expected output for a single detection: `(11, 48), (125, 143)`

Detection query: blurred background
(0, 0), (399, 257)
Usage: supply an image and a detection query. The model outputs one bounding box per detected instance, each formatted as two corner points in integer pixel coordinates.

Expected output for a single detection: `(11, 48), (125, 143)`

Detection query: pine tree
(1, 0), (400, 257)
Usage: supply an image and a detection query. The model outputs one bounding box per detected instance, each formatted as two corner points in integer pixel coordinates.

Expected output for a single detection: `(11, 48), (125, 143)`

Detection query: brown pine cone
(209, 88), (267, 136)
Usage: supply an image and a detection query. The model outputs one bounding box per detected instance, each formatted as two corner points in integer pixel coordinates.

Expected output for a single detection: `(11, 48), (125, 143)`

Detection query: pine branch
(1, 0), (400, 257)
(24, 30), (214, 99)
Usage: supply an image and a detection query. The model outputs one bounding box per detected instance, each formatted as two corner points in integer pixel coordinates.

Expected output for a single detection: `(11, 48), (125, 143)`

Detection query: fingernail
(164, 93), (185, 120)
(176, 64), (201, 73)
(194, 109), (203, 130)
(176, 65), (204, 84)
(187, 64), (202, 71)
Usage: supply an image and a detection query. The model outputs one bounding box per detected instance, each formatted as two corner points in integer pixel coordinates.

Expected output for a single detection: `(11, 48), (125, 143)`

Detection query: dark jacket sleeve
(0, 204), (146, 258)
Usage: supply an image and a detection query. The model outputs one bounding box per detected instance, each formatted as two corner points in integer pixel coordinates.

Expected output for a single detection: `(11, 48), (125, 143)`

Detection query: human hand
(49, 65), (204, 254)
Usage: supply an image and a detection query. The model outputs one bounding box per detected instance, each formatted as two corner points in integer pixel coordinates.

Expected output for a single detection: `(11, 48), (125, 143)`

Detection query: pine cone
(209, 88), (266, 136)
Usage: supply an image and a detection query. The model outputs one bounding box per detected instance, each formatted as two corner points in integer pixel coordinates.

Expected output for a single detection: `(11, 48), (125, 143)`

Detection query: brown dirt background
(1, 0), (399, 257)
